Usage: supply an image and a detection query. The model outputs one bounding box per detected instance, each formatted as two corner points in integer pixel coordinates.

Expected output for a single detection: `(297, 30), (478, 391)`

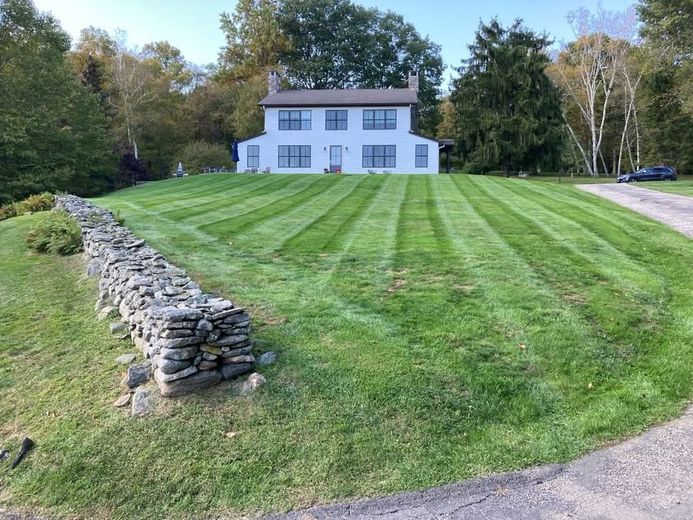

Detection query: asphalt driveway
(577, 183), (693, 238)
(269, 406), (693, 519)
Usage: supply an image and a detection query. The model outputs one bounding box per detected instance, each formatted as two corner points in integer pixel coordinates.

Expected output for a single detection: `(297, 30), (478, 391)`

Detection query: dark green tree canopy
(276, 0), (444, 133)
(0, 0), (115, 203)
(451, 19), (564, 173)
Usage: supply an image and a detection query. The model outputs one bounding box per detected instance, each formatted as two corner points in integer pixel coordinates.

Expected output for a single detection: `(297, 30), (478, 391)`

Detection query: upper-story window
(279, 110), (311, 130)
(363, 109), (396, 130)
(326, 110), (348, 130)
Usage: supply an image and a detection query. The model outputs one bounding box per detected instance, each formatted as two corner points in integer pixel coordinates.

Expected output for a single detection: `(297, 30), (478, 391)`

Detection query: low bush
(113, 209), (125, 226)
(174, 140), (234, 174)
(26, 209), (83, 255)
(0, 192), (55, 221)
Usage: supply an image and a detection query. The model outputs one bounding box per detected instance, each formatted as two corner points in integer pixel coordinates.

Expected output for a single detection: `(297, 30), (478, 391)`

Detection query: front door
(330, 146), (342, 173)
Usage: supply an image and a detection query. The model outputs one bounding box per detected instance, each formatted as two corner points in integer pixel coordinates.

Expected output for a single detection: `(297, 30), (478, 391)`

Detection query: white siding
(237, 105), (439, 174)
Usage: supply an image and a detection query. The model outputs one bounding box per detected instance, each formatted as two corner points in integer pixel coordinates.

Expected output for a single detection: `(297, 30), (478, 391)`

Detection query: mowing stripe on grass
(284, 175), (384, 253)
(482, 177), (653, 288)
(276, 176), (375, 253)
(129, 175), (258, 209)
(198, 175), (337, 235)
(164, 175), (304, 222)
(461, 176), (661, 372)
(322, 175), (409, 299)
(448, 176), (626, 373)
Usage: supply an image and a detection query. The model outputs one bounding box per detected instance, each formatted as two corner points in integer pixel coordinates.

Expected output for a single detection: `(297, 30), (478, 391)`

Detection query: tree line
(1, 0), (691, 203)
(441, 1), (693, 176)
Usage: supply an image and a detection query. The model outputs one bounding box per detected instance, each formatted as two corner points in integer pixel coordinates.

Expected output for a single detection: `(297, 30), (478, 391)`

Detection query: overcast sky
(34, 0), (637, 88)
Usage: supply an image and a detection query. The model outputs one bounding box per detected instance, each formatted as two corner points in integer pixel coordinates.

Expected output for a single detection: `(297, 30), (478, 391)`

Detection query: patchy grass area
(1, 174), (692, 519)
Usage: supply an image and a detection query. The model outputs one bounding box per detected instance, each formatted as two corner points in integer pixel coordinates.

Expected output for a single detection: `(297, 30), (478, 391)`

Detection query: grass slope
(1, 174), (692, 519)
(630, 177), (693, 197)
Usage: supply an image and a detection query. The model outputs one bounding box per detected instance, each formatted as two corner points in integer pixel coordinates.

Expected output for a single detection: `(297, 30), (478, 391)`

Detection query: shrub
(0, 193), (54, 221)
(174, 141), (234, 175)
(113, 209), (125, 226)
(26, 210), (83, 255)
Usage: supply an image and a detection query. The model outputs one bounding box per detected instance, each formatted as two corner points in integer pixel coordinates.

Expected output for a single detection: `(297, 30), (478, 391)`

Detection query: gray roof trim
(236, 131), (266, 143)
(259, 88), (418, 107)
(409, 131), (440, 143)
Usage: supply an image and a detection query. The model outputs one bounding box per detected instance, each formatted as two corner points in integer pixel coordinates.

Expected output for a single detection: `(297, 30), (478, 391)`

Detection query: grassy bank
(630, 177), (693, 196)
(1, 174), (692, 518)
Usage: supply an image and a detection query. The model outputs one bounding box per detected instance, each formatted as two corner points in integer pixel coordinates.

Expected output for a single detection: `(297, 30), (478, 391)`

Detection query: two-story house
(236, 71), (439, 174)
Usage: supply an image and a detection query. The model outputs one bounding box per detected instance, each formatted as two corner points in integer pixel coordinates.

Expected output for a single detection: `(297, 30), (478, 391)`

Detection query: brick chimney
(408, 70), (419, 92)
(268, 70), (280, 95)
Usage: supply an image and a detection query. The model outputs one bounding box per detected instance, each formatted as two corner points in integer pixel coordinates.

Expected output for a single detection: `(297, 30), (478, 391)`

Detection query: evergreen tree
(450, 19), (564, 174)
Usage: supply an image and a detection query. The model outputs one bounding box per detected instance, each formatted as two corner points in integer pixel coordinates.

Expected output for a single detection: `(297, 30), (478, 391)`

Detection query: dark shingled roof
(259, 88), (418, 107)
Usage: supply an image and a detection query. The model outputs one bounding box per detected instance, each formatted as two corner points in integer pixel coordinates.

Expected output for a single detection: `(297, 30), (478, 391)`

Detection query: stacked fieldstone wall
(56, 195), (255, 396)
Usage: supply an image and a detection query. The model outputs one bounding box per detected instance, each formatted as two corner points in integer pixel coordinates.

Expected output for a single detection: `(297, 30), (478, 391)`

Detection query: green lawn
(1, 174), (692, 519)
(630, 176), (693, 196)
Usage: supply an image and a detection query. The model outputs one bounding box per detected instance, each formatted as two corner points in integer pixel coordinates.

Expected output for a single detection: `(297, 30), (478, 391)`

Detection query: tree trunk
(564, 117), (592, 175)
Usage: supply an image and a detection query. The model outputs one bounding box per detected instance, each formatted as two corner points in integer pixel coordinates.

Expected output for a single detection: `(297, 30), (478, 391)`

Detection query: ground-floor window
(362, 145), (396, 168)
(247, 145), (259, 168)
(279, 145), (311, 168)
(415, 144), (428, 168)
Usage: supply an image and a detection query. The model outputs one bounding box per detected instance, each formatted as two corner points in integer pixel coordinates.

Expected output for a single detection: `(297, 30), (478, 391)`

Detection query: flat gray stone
(125, 362), (152, 388)
(238, 372), (266, 396)
(158, 336), (202, 349)
(86, 259), (102, 277)
(152, 306), (203, 322)
(224, 354), (255, 364)
(207, 334), (248, 348)
(154, 365), (198, 383)
(220, 362), (253, 381)
(257, 351), (277, 366)
(156, 369), (222, 397)
(115, 353), (137, 365)
(131, 387), (156, 417)
(110, 322), (128, 337)
(97, 306), (117, 321)
(157, 357), (192, 374)
(113, 393), (131, 407)
(159, 346), (199, 360)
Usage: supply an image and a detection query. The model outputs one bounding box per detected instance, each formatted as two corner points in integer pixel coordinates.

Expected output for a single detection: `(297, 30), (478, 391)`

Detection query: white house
(236, 71), (439, 174)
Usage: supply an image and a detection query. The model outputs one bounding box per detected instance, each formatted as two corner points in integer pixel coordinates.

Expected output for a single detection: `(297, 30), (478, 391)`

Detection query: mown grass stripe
(448, 176), (631, 378)
(277, 175), (374, 253)
(125, 174), (257, 209)
(201, 175), (344, 241)
(284, 175), (383, 253)
(482, 177), (652, 283)
(163, 175), (302, 222)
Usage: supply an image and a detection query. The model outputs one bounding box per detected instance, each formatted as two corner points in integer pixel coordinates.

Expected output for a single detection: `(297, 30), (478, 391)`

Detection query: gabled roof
(259, 88), (418, 107)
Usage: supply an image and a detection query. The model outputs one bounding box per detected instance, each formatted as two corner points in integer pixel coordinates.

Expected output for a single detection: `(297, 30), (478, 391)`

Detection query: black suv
(617, 166), (677, 183)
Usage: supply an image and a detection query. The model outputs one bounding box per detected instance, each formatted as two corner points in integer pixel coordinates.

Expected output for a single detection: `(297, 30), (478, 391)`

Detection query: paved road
(270, 406), (693, 519)
(577, 183), (693, 238)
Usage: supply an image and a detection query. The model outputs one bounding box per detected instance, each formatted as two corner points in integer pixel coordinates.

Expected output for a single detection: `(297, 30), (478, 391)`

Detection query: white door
(330, 146), (342, 172)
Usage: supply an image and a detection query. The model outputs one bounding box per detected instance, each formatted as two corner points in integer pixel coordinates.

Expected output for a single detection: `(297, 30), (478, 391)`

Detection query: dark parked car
(617, 166), (677, 183)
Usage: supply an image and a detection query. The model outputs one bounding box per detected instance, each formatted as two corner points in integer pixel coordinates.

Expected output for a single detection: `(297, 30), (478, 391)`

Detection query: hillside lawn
(1, 174), (692, 518)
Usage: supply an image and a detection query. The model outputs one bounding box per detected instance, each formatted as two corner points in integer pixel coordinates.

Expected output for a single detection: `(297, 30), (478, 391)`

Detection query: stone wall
(56, 195), (255, 396)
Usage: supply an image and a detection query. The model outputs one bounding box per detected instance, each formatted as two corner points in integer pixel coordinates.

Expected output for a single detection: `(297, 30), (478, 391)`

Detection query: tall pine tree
(451, 19), (563, 174)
